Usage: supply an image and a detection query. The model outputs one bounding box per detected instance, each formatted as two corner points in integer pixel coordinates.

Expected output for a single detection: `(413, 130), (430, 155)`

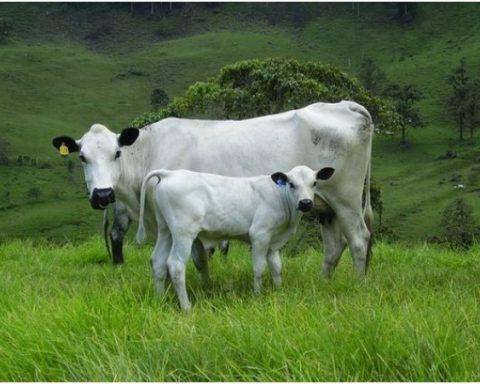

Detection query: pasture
(1, 237), (480, 381)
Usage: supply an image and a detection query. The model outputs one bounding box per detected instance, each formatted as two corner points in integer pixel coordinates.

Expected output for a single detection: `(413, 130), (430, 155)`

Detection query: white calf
(136, 165), (335, 311)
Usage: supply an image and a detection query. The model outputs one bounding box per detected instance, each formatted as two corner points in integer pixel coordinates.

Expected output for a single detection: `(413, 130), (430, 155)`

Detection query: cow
(52, 100), (374, 278)
(136, 165), (336, 311)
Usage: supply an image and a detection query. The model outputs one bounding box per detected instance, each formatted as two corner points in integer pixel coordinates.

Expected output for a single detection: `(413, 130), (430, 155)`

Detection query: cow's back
(145, 100), (372, 178)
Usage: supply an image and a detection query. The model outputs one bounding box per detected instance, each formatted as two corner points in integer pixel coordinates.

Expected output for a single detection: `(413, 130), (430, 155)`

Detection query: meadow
(1, 237), (480, 381)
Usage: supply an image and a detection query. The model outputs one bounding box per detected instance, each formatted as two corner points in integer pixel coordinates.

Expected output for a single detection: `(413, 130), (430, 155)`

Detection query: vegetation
(441, 198), (478, 250)
(2, 238), (480, 381)
(2, 2), (480, 243)
(132, 58), (397, 130)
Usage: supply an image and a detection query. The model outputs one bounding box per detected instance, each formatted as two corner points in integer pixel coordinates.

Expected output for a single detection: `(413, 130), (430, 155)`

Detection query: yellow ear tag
(59, 142), (69, 157)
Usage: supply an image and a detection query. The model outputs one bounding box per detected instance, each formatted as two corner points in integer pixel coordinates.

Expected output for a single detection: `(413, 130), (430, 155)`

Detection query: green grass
(1, 238), (480, 381)
(2, 2), (480, 242)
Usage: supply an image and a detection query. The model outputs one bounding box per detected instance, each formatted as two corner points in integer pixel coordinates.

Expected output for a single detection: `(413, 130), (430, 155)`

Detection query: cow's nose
(298, 199), (313, 212)
(91, 188), (115, 210)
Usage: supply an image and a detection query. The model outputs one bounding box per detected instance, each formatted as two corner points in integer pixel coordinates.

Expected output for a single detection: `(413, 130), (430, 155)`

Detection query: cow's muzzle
(91, 188), (115, 210)
(298, 199), (313, 213)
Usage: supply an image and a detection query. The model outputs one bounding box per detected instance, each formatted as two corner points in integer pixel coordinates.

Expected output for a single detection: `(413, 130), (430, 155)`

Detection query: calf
(136, 165), (335, 311)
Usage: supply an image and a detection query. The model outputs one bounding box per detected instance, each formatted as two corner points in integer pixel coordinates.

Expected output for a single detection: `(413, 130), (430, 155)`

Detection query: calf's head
(52, 124), (139, 210)
(271, 165), (335, 213)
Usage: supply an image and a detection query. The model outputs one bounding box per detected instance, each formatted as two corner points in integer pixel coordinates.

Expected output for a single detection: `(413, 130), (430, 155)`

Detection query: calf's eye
(115, 150), (121, 160)
(79, 155), (87, 163)
(289, 182), (295, 189)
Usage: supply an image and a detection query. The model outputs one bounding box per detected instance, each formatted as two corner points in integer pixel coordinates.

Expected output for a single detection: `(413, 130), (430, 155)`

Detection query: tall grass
(1, 238), (480, 381)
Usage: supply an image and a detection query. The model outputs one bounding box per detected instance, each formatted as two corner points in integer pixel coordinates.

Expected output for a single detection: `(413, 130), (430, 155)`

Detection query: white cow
(52, 100), (373, 278)
(136, 165), (335, 311)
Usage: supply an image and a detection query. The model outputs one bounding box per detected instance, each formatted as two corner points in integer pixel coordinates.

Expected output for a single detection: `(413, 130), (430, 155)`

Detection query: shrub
(0, 18), (13, 44)
(441, 198), (477, 250)
(131, 58), (399, 131)
(150, 88), (170, 110)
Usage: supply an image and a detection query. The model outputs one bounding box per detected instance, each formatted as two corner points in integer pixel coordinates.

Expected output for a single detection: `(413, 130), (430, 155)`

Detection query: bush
(131, 58), (399, 130)
(441, 198), (477, 250)
(0, 18), (13, 44)
(150, 88), (170, 110)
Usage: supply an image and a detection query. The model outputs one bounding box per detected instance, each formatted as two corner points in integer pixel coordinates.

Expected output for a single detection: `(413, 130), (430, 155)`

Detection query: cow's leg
(191, 239), (210, 286)
(151, 230), (172, 295)
(320, 217), (347, 279)
(167, 236), (194, 312)
(267, 249), (282, 288)
(250, 237), (270, 293)
(335, 208), (371, 276)
(219, 240), (230, 256)
(110, 201), (130, 265)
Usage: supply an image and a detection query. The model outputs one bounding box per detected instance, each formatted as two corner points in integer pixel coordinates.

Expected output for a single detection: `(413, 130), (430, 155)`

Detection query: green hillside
(1, 2), (480, 244)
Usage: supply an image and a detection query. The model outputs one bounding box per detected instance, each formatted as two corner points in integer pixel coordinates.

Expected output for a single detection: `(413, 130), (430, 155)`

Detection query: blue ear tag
(276, 179), (287, 187)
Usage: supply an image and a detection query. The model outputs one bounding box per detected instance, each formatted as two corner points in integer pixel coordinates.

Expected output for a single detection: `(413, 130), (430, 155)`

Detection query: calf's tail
(135, 170), (164, 245)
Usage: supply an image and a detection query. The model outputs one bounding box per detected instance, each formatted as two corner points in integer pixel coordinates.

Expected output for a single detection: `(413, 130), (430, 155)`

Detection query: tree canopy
(132, 58), (398, 130)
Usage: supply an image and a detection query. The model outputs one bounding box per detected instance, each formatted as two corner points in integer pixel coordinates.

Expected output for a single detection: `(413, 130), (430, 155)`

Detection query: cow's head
(271, 165), (335, 213)
(52, 124), (139, 210)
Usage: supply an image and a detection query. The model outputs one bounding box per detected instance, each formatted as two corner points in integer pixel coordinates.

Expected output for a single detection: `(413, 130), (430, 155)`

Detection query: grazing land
(1, 238), (480, 381)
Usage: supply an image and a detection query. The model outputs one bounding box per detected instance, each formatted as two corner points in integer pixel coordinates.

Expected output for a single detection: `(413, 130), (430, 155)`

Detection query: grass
(2, 3), (480, 241)
(1, 237), (480, 381)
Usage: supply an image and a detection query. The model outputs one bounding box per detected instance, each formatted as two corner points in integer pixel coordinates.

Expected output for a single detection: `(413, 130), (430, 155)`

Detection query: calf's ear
(52, 136), (79, 156)
(317, 167), (335, 180)
(118, 127), (140, 147)
(271, 172), (289, 186)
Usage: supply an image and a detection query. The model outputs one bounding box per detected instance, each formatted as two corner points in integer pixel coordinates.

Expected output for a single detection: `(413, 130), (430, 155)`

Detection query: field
(2, 3), (480, 243)
(2, 3), (480, 381)
(1, 237), (480, 381)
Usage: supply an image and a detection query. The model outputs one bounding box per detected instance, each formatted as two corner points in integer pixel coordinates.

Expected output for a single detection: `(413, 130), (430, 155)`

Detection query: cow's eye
(79, 155), (87, 163)
(115, 150), (121, 160)
(313, 181), (317, 187)
(289, 182), (295, 189)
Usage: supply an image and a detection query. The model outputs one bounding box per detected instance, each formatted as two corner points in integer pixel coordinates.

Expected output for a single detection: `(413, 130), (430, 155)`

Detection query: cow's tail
(135, 170), (164, 245)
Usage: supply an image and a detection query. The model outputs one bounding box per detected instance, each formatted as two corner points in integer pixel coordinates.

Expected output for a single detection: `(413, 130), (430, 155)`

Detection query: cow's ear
(317, 167), (335, 180)
(118, 127), (139, 147)
(271, 172), (289, 187)
(52, 136), (79, 156)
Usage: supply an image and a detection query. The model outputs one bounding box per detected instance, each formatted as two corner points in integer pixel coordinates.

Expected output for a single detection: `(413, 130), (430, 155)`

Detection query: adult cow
(52, 100), (374, 277)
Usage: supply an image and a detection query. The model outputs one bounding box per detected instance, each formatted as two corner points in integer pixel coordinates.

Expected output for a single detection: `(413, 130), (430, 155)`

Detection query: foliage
(447, 58), (480, 141)
(0, 18), (13, 44)
(131, 58), (399, 131)
(441, 198), (477, 250)
(358, 58), (386, 95)
(385, 83), (425, 145)
(150, 88), (170, 110)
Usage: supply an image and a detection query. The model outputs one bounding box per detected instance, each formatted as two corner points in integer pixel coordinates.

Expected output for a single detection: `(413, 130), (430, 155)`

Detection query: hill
(1, 2), (480, 243)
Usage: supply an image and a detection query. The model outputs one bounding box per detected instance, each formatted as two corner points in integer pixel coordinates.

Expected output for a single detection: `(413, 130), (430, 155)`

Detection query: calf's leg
(151, 230), (172, 295)
(167, 236), (194, 312)
(267, 250), (282, 288)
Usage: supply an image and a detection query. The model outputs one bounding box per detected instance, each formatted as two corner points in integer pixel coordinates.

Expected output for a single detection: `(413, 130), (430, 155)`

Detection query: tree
(358, 58), (386, 95)
(385, 83), (425, 145)
(0, 18), (13, 44)
(467, 79), (480, 140)
(448, 58), (470, 141)
(441, 198), (477, 250)
(132, 58), (399, 131)
(150, 88), (170, 110)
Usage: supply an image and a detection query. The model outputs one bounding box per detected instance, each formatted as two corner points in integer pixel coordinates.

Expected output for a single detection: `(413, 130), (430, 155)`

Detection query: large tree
(132, 58), (398, 131)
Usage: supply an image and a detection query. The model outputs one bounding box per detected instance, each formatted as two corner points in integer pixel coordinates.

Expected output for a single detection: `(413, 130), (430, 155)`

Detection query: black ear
(317, 167), (335, 180)
(52, 136), (79, 155)
(271, 172), (289, 186)
(118, 128), (139, 147)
